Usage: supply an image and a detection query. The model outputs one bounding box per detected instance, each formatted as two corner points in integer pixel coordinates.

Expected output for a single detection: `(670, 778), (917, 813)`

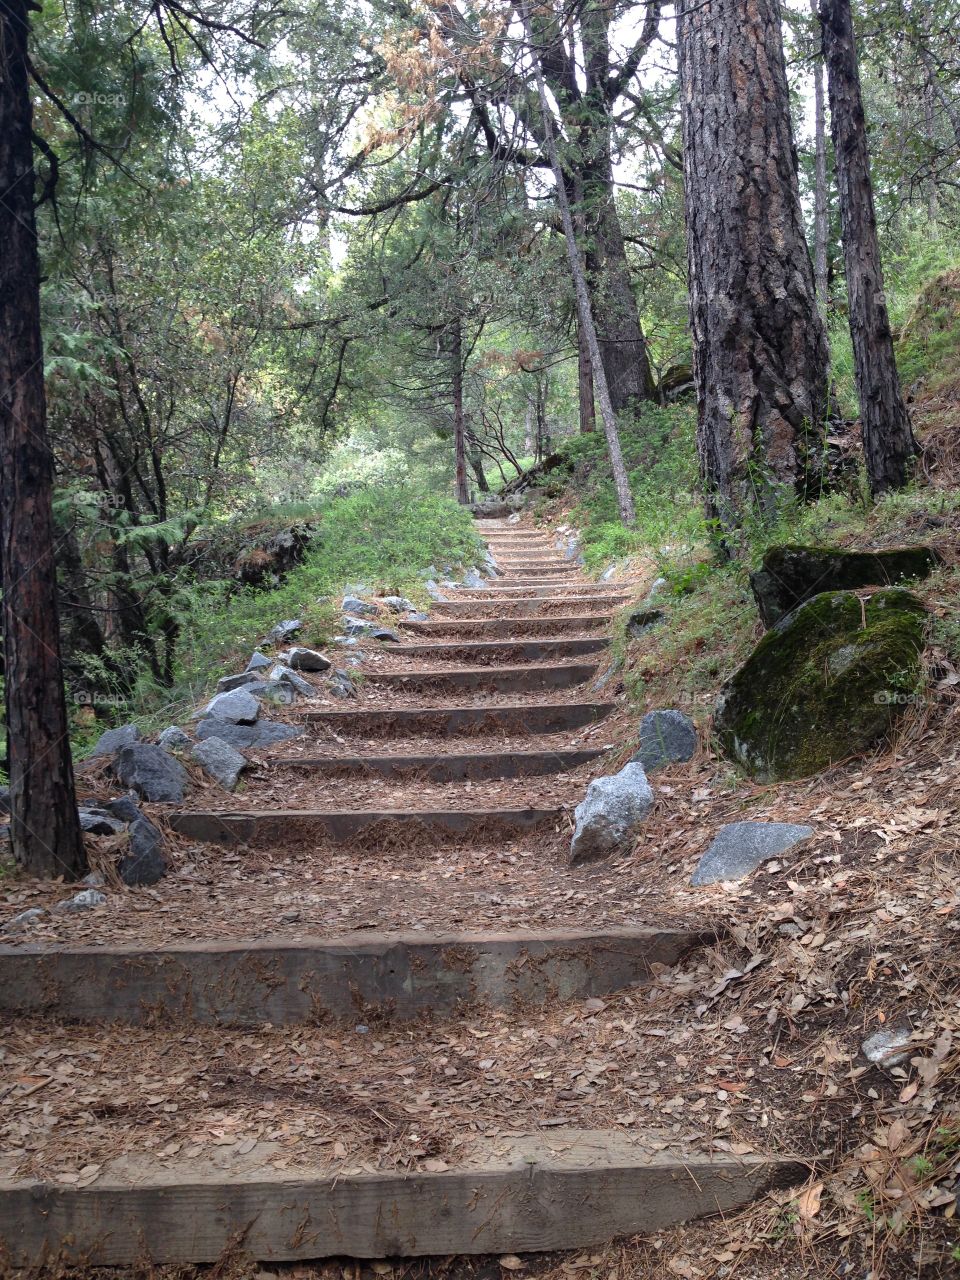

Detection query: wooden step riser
(362, 664), (597, 694)
(0, 927), (704, 1028)
(302, 702), (614, 736)
(170, 807), (561, 846)
(0, 1141), (804, 1266)
(273, 748), (608, 782)
(376, 638), (609, 662)
(432, 598), (627, 616)
(402, 616), (612, 638)
(467, 584), (629, 595)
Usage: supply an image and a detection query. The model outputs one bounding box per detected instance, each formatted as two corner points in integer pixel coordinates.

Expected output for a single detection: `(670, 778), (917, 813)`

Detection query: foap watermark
(73, 91), (125, 107)
(71, 690), (129, 710)
(874, 689), (928, 707)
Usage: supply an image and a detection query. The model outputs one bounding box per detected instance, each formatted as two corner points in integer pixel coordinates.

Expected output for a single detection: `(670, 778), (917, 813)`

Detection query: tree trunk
(677, 0), (830, 540)
(535, 377), (551, 459)
(0, 0), (87, 879)
(450, 320), (469, 504)
(577, 319), (596, 433)
(819, 0), (917, 495)
(466, 428), (489, 493)
(811, 0), (830, 309)
(523, 3), (636, 525)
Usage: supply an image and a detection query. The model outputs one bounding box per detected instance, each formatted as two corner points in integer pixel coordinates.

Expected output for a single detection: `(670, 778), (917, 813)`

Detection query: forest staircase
(0, 520), (804, 1266)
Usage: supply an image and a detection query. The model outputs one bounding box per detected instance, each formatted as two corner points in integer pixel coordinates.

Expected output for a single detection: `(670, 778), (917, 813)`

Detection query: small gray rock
(58, 888), (107, 912)
(463, 568), (485, 588)
(632, 710), (697, 772)
(255, 679), (296, 705)
(283, 646), (332, 673)
(591, 659), (623, 695)
(382, 596), (415, 613)
(90, 723), (141, 758)
(691, 821), (814, 886)
(342, 595), (377, 617)
(265, 619), (301, 645)
(861, 1027), (914, 1068)
(328, 670), (357, 699)
(372, 627), (401, 643)
(343, 616), (377, 638)
(78, 806), (126, 836)
(404, 610), (430, 622)
(424, 580), (446, 601)
(119, 817), (167, 886)
(216, 671), (263, 694)
(246, 651), (273, 672)
(113, 744), (189, 804)
(158, 725), (191, 751)
(82, 870), (106, 887)
(192, 737), (247, 790)
(200, 687), (260, 724)
(627, 607), (665, 638)
(2, 907), (46, 930)
(106, 795), (142, 823)
(647, 577), (668, 599)
(195, 719), (300, 748)
(600, 564), (617, 583)
(570, 762), (654, 865)
(269, 663), (314, 696)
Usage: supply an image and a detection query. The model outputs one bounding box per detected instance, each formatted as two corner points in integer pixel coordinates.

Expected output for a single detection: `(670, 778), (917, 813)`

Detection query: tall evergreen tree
(677, 0), (830, 540)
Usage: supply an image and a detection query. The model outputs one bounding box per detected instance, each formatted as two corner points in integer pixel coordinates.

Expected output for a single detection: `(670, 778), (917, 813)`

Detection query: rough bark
(819, 0), (917, 495)
(577, 319), (596, 433)
(811, 0), (830, 309)
(677, 0), (830, 539)
(0, 0), (87, 878)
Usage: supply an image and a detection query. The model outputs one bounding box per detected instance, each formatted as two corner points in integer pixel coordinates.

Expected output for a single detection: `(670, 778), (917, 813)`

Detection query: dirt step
(272, 746), (609, 781)
(358, 663), (598, 694)
(431, 597), (629, 617)
(170, 805), (563, 846)
(473, 582), (635, 594)
(401, 615), (612, 638)
(364, 637), (609, 662)
(495, 562), (577, 573)
(0, 1130), (803, 1265)
(0, 924), (705, 1027)
(301, 700), (614, 735)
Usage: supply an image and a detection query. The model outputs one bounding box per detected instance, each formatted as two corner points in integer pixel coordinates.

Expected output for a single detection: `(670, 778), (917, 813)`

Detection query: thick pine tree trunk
(0, 0), (86, 879)
(811, 0), (830, 309)
(819, 0), (917, 495)
(577, 320), (596, 433)
(677, 0), (830, 539)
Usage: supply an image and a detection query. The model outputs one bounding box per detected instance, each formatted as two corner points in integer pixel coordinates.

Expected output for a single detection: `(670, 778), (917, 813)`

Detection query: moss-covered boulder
(750, 544), (940, 627)
(715, 588), (927, 781)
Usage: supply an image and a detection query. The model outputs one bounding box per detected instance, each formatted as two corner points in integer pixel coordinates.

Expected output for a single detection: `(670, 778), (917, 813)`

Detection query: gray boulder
(246, 651), (273, 672)
(343, 595), (377, 617)
(78, 806), (126, 836)
(269, 663), (314, 695)
(328, 670), (357, 699)
(195, 718), (300, 749)
(255, 679), (296, 705)
(283, 646), (332, 672)
(192, 737), (247, 790)
(265, 619), (301, 646)
(106, 795), (142, 823)
(570, 762), (654, 865)
(119, 817), (167, 886)
(691, 821), (814, 886)
(216, 671), (263, 694)
(113, 744), (188, 803)
(90, 723), (141, 758)
(200, 687), (260, 724)
(157, 725), (191, 752)
(632, 710), (697, 773)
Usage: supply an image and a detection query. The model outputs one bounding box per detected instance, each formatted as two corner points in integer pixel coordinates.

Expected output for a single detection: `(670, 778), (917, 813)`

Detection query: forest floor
(2, 508), (960, 1279)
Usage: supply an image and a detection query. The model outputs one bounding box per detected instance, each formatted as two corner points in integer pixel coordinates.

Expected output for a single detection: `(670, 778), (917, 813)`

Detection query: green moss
(715, 588), (927, 781)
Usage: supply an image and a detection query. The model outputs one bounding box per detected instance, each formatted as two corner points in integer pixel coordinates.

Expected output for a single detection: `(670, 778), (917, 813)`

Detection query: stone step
(366, 637), (609, 662)
(359, 662), (598, 694)
(0, 1131), (804, 1265)
(402, 615), (613, 638)
(430, 596), (629, 616)
(301, 700), (614, 735)
(273, 746), (609, 781)
(170, 805), (562, 846)
(0, 925), (703, 1027)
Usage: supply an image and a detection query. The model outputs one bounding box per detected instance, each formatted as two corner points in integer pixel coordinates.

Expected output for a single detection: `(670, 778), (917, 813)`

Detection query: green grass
(72, 486), (482, 745)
